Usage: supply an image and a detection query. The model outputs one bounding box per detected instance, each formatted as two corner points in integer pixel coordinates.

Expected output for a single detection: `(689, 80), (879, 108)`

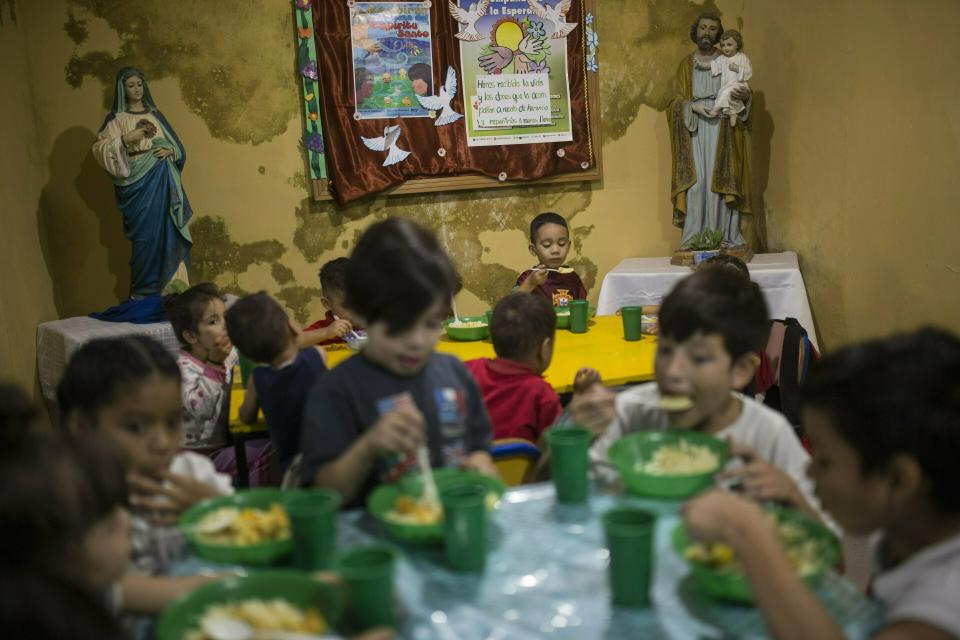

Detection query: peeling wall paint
(41, 0), (739, 325)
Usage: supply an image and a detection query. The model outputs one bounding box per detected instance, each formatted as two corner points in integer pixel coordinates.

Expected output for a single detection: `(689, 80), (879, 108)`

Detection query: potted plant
(687, 228), (725, 265)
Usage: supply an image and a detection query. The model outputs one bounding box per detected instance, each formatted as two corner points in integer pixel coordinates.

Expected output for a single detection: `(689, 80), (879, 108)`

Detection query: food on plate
(634, 440), (720, 475)
(447, 320), (487, 329)
(185, 599), (327, 639)
(196, 504), (290, 546)
(684, 516), (822, 578)
(384, 494), (442, 525)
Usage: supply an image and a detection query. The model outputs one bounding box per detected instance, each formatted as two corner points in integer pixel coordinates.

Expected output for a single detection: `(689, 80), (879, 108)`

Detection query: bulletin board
(294, 0), (602, 204)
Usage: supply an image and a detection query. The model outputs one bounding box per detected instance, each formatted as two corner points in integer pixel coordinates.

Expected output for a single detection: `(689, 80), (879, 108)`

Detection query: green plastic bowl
(178, 488), (293, 566)
(607, 431), (729, 499)
(156, 571), (343, 640)
(671, 507), (840, 603)
(366, 469), (506, 546)
(444, 317), (489, 341)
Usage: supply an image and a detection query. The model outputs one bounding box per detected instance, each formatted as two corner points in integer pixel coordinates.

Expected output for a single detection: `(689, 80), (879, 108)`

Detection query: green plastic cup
(441, 482), (489, 573)
(547, 426), (591, 503)
(285, 489), (339, 571)
(485, 309), (493, 325)
(603, 508), (656, 607)
(621, 306), (643, 341)
(238, 353), (257, 387)
(569, 300), (589, 333)
(337, 544), (397, 631)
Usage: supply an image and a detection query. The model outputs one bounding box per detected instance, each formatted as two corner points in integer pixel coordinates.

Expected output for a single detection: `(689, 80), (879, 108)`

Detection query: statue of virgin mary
(92, 67), (192, 298)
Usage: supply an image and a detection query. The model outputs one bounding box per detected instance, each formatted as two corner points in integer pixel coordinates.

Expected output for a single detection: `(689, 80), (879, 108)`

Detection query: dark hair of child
(319, 257), (350, 294)
(57, 335), (181, 420)
(696, 254), (750, 282)
(490, 292), (556, 361)
(163, 282), (224, 347)
(225, 291), (291, 363)
(0, 431), (127, 576)
(659, 268), (768, 361)
(0, 571), (126, 640)
(0, 382), (37, 435)
(407, 62), (432, 92)
(802, 327), (960, 514)
(529, 211), (569, 243)
(719, 29), (743, 49)
(345, 218), (459, 335)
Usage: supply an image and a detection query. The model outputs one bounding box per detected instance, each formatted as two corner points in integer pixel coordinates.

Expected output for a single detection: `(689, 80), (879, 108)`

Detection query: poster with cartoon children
(451, 0), (575, 146)
(352, 2), (434, 119)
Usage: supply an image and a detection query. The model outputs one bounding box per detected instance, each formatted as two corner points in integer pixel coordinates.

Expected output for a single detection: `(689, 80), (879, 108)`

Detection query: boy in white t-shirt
(573, 268), (825, 523)
(683, 328), (960, 639)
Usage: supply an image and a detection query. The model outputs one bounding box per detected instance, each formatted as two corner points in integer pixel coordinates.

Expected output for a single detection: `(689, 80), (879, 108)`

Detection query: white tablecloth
(596, 252), (819, 350)
(37, 316), (180, 401)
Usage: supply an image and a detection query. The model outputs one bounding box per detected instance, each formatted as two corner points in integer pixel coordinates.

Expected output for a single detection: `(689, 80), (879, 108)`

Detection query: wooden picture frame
(307, 0), (601, 202)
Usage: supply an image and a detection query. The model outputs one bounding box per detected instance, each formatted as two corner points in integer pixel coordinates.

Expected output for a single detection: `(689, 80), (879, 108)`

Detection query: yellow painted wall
(6, 0), (959, 393)
(0, 4), (58, 394)
(742, 0), (960, 349)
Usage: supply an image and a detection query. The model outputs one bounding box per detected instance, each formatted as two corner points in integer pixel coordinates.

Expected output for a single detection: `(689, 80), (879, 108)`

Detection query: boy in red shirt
(302, 257), (357, 347)
(466, 292), (562, 444)
(515, 212), (588, 306)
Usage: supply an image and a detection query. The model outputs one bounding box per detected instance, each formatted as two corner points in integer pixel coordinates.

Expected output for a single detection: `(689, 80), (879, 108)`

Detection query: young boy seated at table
(572, 268), (826, 523)
(683, 328), (960, 639)
(225, 292), (327, 475)
(466, 292), (562, 444)
(300, 218), (497, 506)
(515, 212), (588, 307)
(301, 257), (357, 348)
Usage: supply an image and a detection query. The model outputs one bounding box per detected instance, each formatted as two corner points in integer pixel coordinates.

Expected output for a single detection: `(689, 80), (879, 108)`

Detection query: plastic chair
(492, 438), (542, 486)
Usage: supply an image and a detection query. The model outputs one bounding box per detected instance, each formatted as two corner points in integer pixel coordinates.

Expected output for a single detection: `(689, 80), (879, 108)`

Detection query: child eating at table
(572, 268), (826, 524)
(57, 336), (226, 613)
(226, 292), (328, 475)
(466, 292), (562, 444)
(683, 327), (960, 639)
(302, 257), (358, 347)
(300, 217), (496, 506)
(516, 212), (588, 307)
(163, 283), (237, 454)
(0, 384), (129, 636)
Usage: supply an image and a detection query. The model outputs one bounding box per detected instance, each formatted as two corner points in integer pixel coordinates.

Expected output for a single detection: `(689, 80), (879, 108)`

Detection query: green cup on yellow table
(441, 482), (489, 573)
(547, 426), (591, 503)
(569, 300), (589, 334)
(337, 544), (397, 631)
(603, 507), (656, 607)
(621, 306), (643, 341)
(285, 488), (340, 571)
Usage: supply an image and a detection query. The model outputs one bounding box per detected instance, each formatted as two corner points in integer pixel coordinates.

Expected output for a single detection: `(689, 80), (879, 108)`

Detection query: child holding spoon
(515, 212), (588, 307)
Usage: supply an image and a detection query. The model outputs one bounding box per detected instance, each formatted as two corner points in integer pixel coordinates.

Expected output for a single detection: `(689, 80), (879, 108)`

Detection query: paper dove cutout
(448, 0), (490, 42)
(416, 66), (464, 127)
(361, 125), (411, 167)
(527, 0), (578, 39)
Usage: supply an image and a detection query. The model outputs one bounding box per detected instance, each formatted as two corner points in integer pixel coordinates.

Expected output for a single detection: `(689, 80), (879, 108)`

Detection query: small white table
(36, 316), (180, 402)
(596, 252), (819, 350)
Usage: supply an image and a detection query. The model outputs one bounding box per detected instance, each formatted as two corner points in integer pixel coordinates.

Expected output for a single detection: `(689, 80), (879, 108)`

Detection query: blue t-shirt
(300, 352), (493, 506)
(252, 348), (327, 472)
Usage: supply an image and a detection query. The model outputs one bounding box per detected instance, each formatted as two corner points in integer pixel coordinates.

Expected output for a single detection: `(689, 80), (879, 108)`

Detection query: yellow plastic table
(324, 315), (656, 394)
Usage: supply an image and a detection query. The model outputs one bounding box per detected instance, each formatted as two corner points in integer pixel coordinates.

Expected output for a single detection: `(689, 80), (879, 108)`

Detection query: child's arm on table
(298, 318), (353, 349)
(238, 375), (259, 424)
(127, 470), (226, 526)
(120, 573), (219, 616)
(461, 450), (498, 476)
(313, 406), (425, 505)
(683, 491), (845, 640)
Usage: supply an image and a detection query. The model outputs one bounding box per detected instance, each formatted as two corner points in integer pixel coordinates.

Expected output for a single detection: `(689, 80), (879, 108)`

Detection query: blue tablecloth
(174, 482), (882, 639)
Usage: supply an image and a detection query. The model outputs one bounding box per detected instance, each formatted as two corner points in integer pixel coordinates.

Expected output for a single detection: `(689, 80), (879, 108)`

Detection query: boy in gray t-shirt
(683, 328), (960, 638)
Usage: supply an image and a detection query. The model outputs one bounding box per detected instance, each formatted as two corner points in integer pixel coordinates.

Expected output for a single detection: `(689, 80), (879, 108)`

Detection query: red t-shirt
(465, 357), (562, 443)
(516, 268), (588, 306)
